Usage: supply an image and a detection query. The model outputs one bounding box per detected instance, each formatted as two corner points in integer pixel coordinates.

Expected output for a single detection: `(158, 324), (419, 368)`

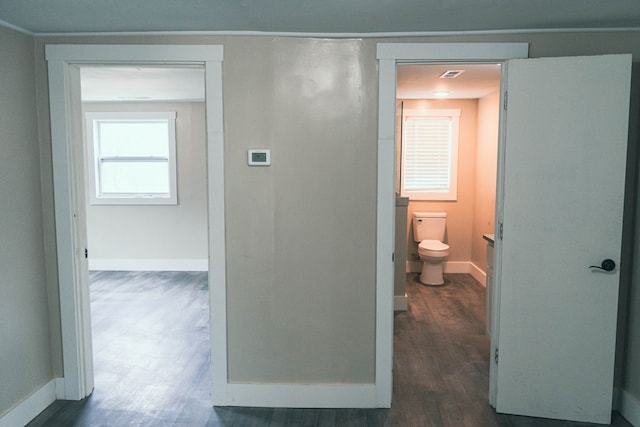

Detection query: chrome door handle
(589, 259), (616, 272)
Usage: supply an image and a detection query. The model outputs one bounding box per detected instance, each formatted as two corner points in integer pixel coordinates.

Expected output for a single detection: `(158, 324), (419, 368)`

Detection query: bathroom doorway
(394, 63), (501, 318)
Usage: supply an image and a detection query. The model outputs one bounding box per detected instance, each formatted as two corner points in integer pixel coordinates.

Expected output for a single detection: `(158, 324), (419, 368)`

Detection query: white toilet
(412, 212), (450, 285)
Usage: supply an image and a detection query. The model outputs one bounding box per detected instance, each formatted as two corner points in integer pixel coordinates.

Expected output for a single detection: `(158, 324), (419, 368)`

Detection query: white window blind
(401, 109), (460, 200)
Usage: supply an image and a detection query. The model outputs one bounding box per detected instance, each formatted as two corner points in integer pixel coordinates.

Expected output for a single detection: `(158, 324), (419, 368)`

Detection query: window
(86, 112), (177, 205)
(401, 109), (460, 201)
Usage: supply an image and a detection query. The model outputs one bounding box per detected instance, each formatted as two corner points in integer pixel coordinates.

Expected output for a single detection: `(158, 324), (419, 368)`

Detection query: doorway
(45, 44), (228, 403)
(379, 43), (632, 424)
(78, 64), (210, 408)
(395, 62), (500, 292)
(375, 43), (529, 407)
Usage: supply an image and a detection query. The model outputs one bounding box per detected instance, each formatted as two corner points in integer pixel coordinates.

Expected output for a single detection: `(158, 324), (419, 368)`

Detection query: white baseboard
(55, 378), (65, 399)
(394, 294), (407, 311)
(407, 260), (487, 286)
(88, 258), (208, 271)
(0, 378), (60, 427)
(224, 383), (379, 408)
(469, 262), (487, 287)
(443, 261), (472, 274)
(621, 389), (640, 426)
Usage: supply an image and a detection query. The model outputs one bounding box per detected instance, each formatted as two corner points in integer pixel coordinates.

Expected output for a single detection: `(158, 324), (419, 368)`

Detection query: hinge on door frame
(499, 223), (503, 240)
(503, 91), (508, 110)
(494, 347), (499, 364)
(84, 248), (88, 259)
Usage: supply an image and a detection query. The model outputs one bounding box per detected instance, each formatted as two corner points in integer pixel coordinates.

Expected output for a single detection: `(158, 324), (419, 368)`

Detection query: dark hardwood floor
(28, 272), (632, 426)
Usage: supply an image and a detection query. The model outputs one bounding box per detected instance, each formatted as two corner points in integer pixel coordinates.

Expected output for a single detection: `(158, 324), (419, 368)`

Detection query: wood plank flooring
(28, 272), (632, 426)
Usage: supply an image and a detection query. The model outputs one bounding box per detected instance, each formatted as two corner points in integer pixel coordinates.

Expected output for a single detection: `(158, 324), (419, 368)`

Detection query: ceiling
(397, 64), (501, 99)
(1, 0), (639, 34)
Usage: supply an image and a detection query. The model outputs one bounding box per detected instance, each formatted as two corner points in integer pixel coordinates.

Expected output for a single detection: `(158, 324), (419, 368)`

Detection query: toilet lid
(419, 240), (449, 251)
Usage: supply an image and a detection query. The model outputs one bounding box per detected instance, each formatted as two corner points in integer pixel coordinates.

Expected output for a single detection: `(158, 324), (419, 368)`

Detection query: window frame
(400, 108), (460, 201)
(85, 111), (178, 205)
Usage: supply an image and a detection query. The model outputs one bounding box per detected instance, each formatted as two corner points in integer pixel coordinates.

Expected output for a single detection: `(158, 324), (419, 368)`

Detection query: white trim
(406, 260), (486, 281)
(34, 27), (640, 38)
(204, 58), (229, 406)
(394, 295), (408, 311)
(401, 109), (461, 201)
(88, 258), (208, 271)
(85, 111), (178, 205)
(377, 42), (529, 61)
(55, 378), (66, 399)
(45, 44), (227, 404)
(47, 56), (91, 401)
(0, 19), (34, 36)
(0, 379), (58, 427)
(225, 384), (376, 408)
(621, 390), (640, 427)
(377, 43), (529, 413)
(613, 386), (621, 411)
(45, 44), (223, 62)
(443, 261), (471, 273)
(375, 58), (396, 408)
(469, 262), (487, 287)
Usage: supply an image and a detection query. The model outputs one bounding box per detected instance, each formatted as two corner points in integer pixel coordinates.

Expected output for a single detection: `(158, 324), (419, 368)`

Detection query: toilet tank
(413, 212), (447, 242)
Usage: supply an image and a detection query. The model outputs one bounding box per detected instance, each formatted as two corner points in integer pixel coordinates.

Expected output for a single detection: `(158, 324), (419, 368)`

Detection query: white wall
(26, 31), (640, 417)
(84, 102), (208, 271)
(471, 91), (500, 269)
(0, 26), (53, 416)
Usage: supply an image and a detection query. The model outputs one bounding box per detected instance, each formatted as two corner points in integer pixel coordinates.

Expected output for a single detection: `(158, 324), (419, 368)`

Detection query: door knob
(589, 259), (616, 272)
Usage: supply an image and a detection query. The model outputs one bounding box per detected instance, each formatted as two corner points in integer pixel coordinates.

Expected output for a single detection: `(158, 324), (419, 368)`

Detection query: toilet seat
(418, 240), (448, 251)
(418, 240), (449, 258)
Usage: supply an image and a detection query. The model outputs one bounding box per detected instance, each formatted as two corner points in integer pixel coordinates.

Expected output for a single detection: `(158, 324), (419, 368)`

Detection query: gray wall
(0, 26), (53, 416)
(84, 102), (208, 267)
(20, 30), (640, 410)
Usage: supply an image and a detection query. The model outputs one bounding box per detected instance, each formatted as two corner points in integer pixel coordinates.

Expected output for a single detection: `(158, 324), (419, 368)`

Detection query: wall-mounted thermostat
(248, 149), (271, 166)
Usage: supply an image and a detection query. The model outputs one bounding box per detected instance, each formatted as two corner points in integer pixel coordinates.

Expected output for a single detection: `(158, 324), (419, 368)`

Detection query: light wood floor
(28, 272), (632, 426)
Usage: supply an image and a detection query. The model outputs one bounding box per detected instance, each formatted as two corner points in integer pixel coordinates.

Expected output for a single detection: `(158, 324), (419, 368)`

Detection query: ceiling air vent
(439, 70), (465, 79)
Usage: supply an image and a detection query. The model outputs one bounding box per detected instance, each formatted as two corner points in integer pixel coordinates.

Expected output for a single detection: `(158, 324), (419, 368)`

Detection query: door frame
(45, 44), (228, 403)
(375, 42), (529, 405)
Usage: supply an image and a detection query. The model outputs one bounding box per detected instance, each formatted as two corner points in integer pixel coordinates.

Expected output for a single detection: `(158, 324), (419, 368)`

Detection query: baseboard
(88, 258), (208, 271)
(394, 294), (407, 311)
(55, 378), (65, 399)
(620, 389), (640, 426)
(407, 260), (487, 286)
(224, 383), (378, 408)
(469, 262), (487, 287)
(613, 387), (621, 411)
(443, 261), (472, 274)
(0, 378), (58, 427)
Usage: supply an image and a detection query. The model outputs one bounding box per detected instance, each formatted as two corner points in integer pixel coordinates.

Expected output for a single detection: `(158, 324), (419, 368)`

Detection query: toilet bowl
(417, 240), (449, 285)
(412, 212), (450, 286)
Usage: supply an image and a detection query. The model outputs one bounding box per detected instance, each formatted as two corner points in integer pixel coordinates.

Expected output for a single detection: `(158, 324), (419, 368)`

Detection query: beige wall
(84, 102), (208, 265)
(471, 91), (500, 268)
(401, 99), (478, 263)
(0, 26), (53, 415)
(16, 30), (640, 411)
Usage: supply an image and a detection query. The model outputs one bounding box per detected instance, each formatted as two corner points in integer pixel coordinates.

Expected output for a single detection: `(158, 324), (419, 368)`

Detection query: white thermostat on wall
(248, 149), (271, 166)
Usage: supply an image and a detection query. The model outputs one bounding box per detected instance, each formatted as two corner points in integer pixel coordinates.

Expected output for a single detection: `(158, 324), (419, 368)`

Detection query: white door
(494, 54), (632, 423)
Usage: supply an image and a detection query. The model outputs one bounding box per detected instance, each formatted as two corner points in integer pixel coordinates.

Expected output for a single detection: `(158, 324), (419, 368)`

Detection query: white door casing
(496, 54), (632, 423)
(376, 42), (529, 407)
(45, 45), (227, 403)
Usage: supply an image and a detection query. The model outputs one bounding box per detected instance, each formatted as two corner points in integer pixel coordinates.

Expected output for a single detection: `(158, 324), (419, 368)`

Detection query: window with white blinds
(401, 109), (460, 200)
